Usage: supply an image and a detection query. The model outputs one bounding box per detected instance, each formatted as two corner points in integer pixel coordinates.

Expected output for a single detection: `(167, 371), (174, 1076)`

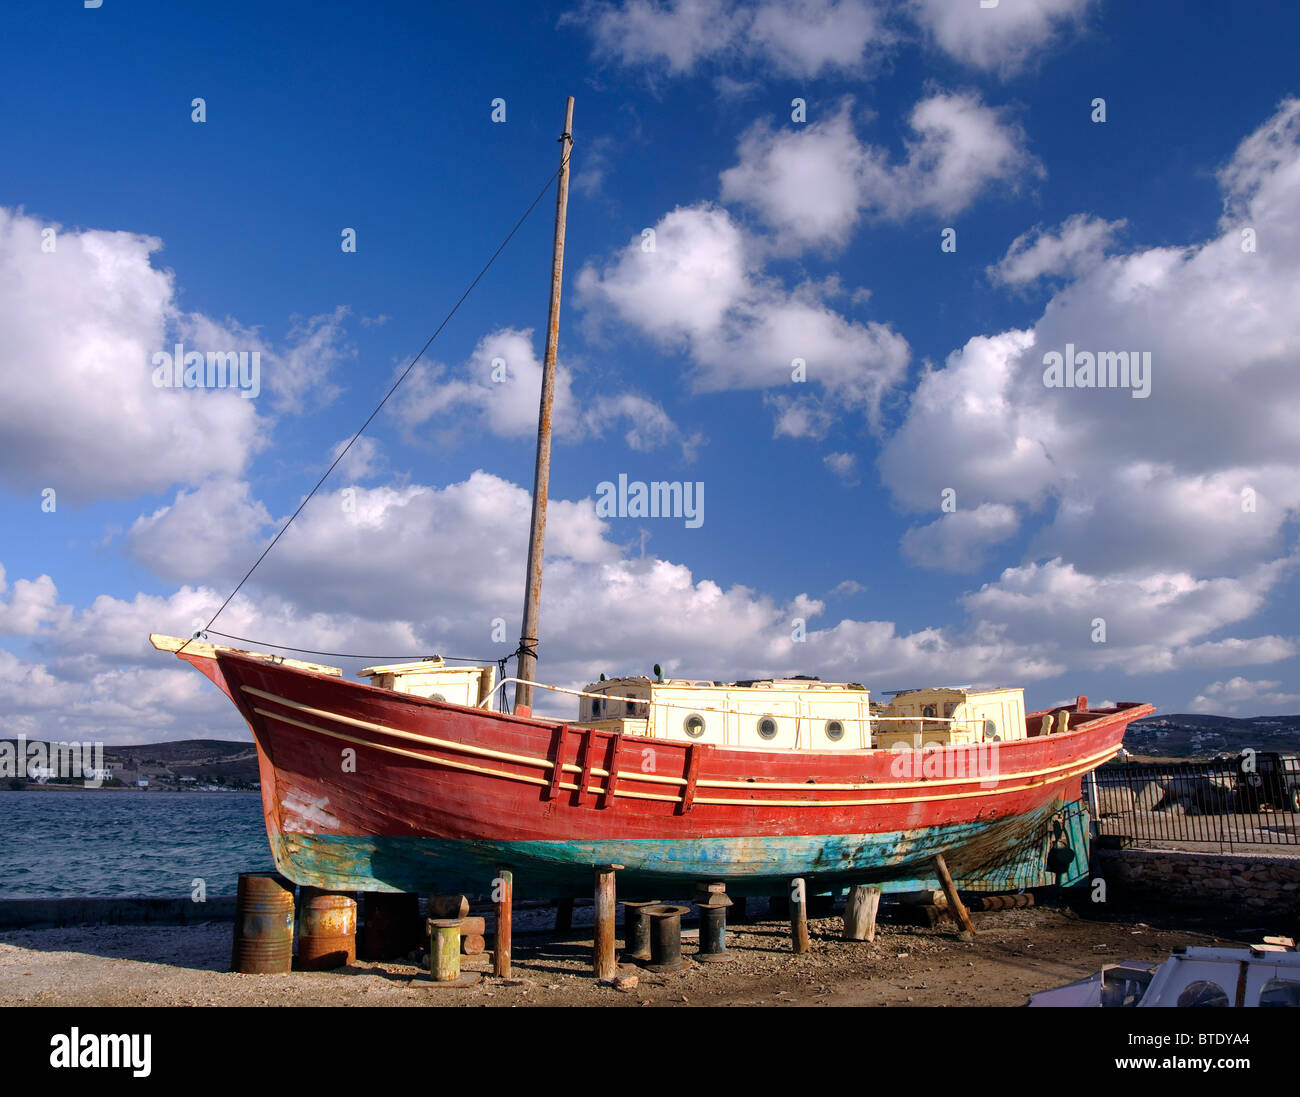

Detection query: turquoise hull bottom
(272, 800), (1091, 898)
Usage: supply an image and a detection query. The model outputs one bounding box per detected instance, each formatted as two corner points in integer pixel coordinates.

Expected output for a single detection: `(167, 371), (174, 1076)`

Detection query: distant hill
(3, 737), (259, 786)
(108, 739), (259, 782)
(1126, 714), (1300, 759)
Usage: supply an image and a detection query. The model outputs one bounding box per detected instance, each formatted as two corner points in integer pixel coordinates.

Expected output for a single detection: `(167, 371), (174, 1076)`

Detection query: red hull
(178, 649), (1153, 895)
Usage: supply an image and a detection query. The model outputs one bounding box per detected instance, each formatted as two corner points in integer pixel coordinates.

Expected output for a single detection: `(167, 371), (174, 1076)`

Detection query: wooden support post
(790, 878), (810, 954)
(931, 854), (976, 937)
(556, 896), (573, 932)
(842, 885), (882, 942)
(493, 868), (512, 978)
(593, 864), (623, 980)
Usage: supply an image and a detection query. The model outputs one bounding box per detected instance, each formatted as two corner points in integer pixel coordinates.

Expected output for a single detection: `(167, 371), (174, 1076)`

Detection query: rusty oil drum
(231, 872), (296, 974)
(297, 888), (358, 970)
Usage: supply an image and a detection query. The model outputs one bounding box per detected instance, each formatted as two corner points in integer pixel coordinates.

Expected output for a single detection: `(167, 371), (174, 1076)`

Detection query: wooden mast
(514, 96), (574, 716)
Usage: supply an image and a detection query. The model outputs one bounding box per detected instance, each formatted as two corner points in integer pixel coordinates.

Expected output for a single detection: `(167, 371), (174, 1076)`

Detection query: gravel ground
(0, 903), (1254, 1007)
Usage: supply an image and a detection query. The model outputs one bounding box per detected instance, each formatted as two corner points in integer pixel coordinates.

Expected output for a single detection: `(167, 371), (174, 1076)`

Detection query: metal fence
(1092, 757), (1300, 852)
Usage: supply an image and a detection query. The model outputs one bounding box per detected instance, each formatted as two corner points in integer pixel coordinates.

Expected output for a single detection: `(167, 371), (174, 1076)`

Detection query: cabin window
(825, 720), (845, 742)
(1176, 980), (1229, 1008)
(757, 717), (778, 740)
(430, 693), (447, 703)
(922, 704), (937, 719)
(983, 719), (999, 742)
(683, 713), (706, 738)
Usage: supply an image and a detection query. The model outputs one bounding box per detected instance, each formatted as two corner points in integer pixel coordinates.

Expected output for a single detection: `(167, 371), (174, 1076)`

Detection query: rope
(179, 139), (574, 659)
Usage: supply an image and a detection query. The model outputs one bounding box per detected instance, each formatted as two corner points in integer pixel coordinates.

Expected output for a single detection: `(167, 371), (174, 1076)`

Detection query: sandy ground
(0, 901), (1259, 1007)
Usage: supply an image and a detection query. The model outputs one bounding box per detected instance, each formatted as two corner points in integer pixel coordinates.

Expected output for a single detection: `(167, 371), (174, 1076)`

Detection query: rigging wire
(178, 142), (573, 660)
(199, 630), (498, 665)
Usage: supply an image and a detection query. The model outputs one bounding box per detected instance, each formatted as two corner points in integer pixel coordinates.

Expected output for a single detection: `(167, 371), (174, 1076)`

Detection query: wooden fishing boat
(150, 633), (1152, 897)
(152, 97), (1155, 901)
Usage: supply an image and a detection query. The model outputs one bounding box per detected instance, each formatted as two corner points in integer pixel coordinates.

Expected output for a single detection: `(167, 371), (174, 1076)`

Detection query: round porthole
(430, 693), (447, 703)
(757, 717), (778, 740)
(983, 720), (999, 742)
(1177, 980), (1229, 1008)
(825, 720), (845, 742)
(683, 713), (706, 738)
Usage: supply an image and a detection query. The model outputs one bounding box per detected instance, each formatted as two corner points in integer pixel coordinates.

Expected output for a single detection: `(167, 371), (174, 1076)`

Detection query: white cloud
(398, 328), (569, 442)
(575, 0), (892, 78)
(909, 0), (1096, 75)
(265, 307), (353, 414)
(0, 565), (66, 637)
(1188, 676), (1300, 715)
(124, 479), (273, 586)
(0, 468), (1141, 742)
(721, 104), (871, 252)
(748, 0), (896, 78)
(0, 208), (356, 504)
(575, 0), (1091, 81)
(823, 452), (860, 485)
(989, 213), (1126, 286)
(0, 209), (263, 503)
(583, 393), (680, 451)
(721, 94), (1038, 249)
(330, 435), (386, 482)
(880, 99), (1300, 586)
(961, 555), (1298, 676)
(869, 92), (1040, 221)
(578, 204), (910, 423)
(396, 327), (683, 453)
(900, 503), (1020, 573)
(767, 394), (836, 439)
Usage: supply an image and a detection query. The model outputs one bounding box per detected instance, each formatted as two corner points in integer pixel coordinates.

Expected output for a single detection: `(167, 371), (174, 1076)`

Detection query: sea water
(0, 790), (273, 898)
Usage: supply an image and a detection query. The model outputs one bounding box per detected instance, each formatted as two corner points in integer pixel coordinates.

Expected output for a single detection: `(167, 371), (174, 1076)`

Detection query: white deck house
(569, 677), (1029, 751)
(353, 655), (1033, 753)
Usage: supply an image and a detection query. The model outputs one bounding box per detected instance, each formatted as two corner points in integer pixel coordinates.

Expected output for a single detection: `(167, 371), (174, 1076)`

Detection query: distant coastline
(5, 783), (259, 793)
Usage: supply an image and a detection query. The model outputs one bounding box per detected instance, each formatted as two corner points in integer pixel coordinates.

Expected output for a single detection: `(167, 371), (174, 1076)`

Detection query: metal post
(645, 905), (691, 972)
(514, 96), (575, 715)
(620, 900), (658, 963)
(429, 918), (463, 982)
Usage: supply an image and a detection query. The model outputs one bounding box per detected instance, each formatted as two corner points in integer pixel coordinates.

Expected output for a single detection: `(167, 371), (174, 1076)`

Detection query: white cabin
(359, 658), (496, 709)
(351, 655), (1029, 754)
(875, 687), (1028, 749)
(573, 678), (1028, 751)
(570, 676), (873, 749)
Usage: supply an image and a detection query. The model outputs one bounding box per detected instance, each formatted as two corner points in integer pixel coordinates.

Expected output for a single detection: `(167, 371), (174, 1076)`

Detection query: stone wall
(0, 895), (236, 929)
(1096, 848), (1300, 917)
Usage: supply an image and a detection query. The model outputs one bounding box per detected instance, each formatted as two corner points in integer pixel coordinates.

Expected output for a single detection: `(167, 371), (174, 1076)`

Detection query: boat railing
(480, 676), (985, 741)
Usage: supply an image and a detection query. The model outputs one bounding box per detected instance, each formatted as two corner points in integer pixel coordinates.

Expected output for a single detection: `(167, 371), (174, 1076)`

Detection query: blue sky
(2, 0), (1299, 743)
